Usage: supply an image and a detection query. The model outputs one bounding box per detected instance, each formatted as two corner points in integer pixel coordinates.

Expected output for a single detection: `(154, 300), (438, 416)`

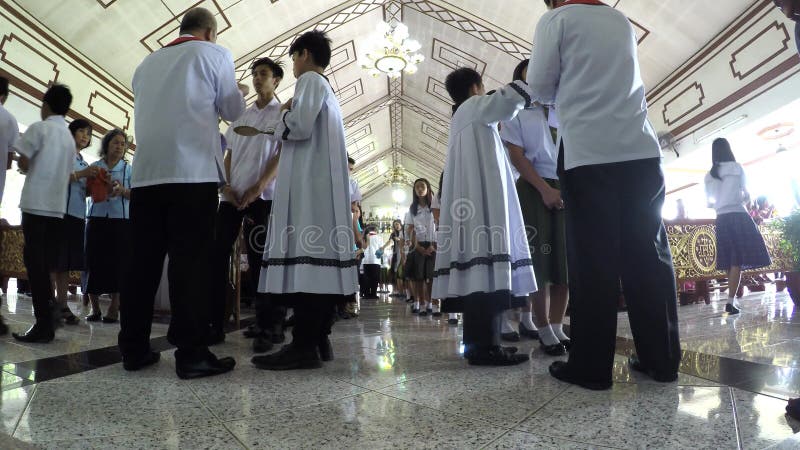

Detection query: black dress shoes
(518, 322), (539, 339)
(725, 303), (740, 315)
(85, 311), (102, 322)
(501, 331), (520, 342)
(318, 336), (334, 361)
(12, 322), (55, 343)
(448, 318), (459, 325)
(123, 351), (161, 371)
(253, 334), (274, 353)
(538, 338), (567, 356)
(628, 355), (678, 382)
(549, 361), (612, 390)
(175, 350), (236, 379)
(251, 343), (322, 370)
(466, 346), (528, 366)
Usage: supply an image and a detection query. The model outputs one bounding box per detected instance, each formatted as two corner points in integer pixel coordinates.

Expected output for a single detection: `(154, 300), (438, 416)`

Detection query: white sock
(538, 325), (560, 346)
(551, 323), (569, 341)
(432, 303), (440, 313)
(520, 312), (537, 330)
(501, 318), (515, 334)
(414, 301), (420, 310)
(449, 313), (458, 320)
(728, 297), (740, 309)
(405, 291), (411, 300)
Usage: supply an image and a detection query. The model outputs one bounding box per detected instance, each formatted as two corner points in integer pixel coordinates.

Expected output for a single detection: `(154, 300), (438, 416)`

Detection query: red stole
(163, 35), (203, 48)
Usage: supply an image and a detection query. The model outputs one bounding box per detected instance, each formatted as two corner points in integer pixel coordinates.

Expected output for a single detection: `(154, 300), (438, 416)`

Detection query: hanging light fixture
(360, 21), (424, 78)
(384, 166), (409, 203)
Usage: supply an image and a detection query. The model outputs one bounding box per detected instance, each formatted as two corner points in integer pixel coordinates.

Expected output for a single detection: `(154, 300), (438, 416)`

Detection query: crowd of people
(0, 0), (790, 403)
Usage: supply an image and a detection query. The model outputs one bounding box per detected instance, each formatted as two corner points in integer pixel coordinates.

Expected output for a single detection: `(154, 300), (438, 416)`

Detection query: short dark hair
(288, 30), (332, 68)
(251, 57), (284, 79)
(100, 128), (127, 157)
(68, 119), (93, 147)
(445, 67), (482, 113)
(348, 156), (356, 165)
(513, 59), (529, 82)
(179, 7), (216, 34)
(0, 76), (8, 97)
(43, 84), (72, 115)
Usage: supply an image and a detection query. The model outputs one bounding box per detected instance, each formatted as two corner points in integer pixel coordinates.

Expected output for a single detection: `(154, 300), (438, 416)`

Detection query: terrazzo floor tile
(485, 430), (622, 449)
(226, 391), (508, 449)
(0, 385), (34, 436)
(732, 388), (798, 449)
(378, 359), (568, 426)
(189, 364), (369, 420)
(516, 384), (738, 449)
(33, 424), (245, 450)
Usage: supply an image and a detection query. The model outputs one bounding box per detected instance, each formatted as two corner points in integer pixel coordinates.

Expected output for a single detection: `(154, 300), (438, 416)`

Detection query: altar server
(528, 0), (681, 390)
(252, 30), (358, 371)
(434, 67), (536, 366)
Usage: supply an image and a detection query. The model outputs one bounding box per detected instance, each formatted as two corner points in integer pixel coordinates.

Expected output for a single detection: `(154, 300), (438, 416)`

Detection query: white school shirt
(131, 36), (245, 188)
(362, 231), (384, 265)
(349, 177), (362, 203)
(0, 104), (19, 204)
(500, 106), (558, 180)
(404, 205), (436, 242)
(223, 98), (282, 201)
(704, 162), (748, 215)
(527, 4), (661, 170)
(14, 115), (73, 217)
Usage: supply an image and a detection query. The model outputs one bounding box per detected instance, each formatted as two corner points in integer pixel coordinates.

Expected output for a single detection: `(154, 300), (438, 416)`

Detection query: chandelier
(384, 166), (410, 203)
(360, 21), (424, 78)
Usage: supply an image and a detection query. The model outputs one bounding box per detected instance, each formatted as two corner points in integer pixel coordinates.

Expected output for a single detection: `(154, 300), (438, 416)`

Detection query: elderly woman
(51, 119), (99, 325)
(85, 129), (131, 323)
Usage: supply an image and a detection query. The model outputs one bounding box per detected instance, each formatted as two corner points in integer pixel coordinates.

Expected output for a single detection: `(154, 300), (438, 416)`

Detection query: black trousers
(363, 264), (380, 297)
(561, 157), (681, 380)
(461, 293), (502, 350)
(21, 213), (61, 322)
(272, 293), (339, 349)
(211, 199), (283, 332)
(119, 183), (217, 359)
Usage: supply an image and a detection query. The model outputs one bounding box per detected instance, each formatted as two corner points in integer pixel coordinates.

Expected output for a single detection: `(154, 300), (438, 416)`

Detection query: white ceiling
(14, 0), (759, 204)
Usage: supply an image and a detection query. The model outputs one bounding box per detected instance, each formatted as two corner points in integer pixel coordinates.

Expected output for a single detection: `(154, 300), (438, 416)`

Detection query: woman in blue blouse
(85, 129), (131, 323)
(52, 119), (100, 325)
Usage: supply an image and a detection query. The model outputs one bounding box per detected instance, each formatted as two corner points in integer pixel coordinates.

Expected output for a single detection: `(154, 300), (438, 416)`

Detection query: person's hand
(415, 245), (426, 255)
(281, 98), (293, 111)
(238, 184), (262, 210)
(238, 83), (250, 97)
(541, 185), (564, 210)
(110, 180), (124, 197)
(79, 166), (101, 179)
(222, 185), (241, 208)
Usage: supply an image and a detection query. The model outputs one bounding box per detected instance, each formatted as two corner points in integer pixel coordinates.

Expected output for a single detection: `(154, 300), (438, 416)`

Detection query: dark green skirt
(516, 177), (568, 286)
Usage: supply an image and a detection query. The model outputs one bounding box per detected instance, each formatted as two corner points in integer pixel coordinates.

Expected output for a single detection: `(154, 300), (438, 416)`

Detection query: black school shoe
(628, 355), (678, 382)
(725, 303), (740, 315)
(538, 337), (567, 356)
(123, 351), (161, 371)
(252, 343), (322, 370)
(467, 346), (528, 366)
(501, 331), (520, 342)
(12, 321), (55, 343)
(447, 318), (459, 325)
(176, 350), (236, 379)
(549, 361), (612, 390)
(518, 322), (539, 339)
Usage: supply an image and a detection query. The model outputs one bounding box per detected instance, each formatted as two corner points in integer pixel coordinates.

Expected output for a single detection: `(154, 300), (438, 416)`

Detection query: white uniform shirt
(224, 98), (282, 201)
(405, 204), (436, 242)
(500, 106), (558, 180)
(704, 162), (748, 215)
(131, 37), (245, 188)
(349, 177), (362, 203)
(14, 115), (73, 217)
(362, 231), (384, 265)
(527, 4), (661, 170)
(0, 104), (19, 204)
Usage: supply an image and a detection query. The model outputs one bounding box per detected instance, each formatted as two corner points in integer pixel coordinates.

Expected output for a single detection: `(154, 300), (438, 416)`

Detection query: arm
(507, 143), (562, 209)
(239, 143), (281, 209)
(351, 204), (365, 249)
(472, 80), (532, 125)
(269, 73), (327, 141)
(13, 122), (43, 174)
(220, 148), (241, 207)
(527, 15), (561, 106)
(215, 49), (246, 122)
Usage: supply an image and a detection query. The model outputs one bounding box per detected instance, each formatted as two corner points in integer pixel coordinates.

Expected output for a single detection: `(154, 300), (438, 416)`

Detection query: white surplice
(432, 80), (538, 299)
(259, 71), (358, 296)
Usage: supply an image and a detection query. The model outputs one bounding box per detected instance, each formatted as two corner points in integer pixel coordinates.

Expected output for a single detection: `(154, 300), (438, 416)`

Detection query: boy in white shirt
(11, 84), (74, 343)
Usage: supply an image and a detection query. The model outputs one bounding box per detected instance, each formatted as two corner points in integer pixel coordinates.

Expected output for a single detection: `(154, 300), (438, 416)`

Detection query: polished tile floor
(1, 285), (799, 449)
